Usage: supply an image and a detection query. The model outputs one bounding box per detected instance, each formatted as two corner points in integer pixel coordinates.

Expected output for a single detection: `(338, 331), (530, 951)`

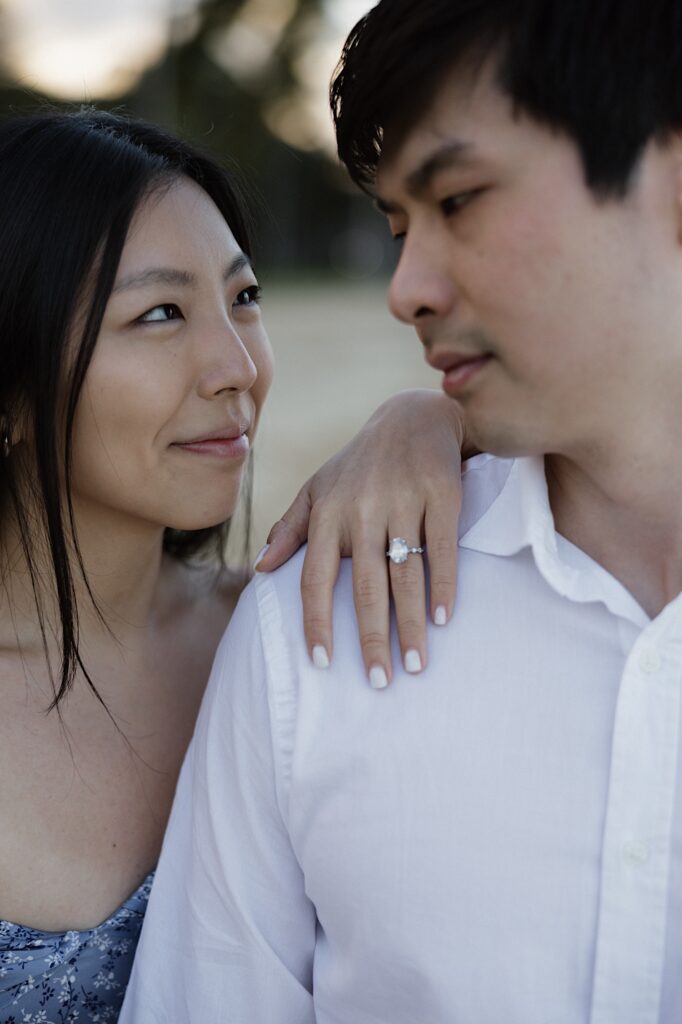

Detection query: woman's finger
(256, 486), (312, 571)
(387, 528), (428, 674)
(424, 491), (461, 626)
(300, 511), (342, 668)
(351, 531), (393, 688)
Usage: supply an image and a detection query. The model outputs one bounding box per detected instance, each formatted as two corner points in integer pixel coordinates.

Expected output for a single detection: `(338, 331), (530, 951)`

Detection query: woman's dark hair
(0, 108), (255, 708)
(331, 0), (682, 198)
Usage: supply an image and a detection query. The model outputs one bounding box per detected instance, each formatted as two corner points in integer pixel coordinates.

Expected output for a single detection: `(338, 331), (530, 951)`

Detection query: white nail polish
(405, 649), (422, 673)
(369, 666), (388, 690)
(434, 606), (447, 626)
(312, 645), (329, 670)
(253, 543), (270, 569)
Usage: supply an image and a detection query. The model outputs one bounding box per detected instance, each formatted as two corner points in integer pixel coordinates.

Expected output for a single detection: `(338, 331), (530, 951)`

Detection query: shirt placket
(590, 611), (682, 1024)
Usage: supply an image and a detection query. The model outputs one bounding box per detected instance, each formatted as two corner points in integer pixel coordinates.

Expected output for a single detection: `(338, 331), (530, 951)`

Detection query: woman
(0, 109), (465, 1020)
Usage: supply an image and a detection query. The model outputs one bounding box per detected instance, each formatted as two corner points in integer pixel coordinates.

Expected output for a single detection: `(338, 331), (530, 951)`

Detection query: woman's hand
(256, 389), (470, 686)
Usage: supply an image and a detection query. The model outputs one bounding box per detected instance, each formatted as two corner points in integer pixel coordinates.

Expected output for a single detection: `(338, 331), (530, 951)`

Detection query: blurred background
(0, 0), (439, 549)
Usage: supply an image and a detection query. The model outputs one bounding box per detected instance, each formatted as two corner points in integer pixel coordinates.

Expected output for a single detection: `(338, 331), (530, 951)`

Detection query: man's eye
(234, 285), (262, 307)
(138, 304), (181, 323)
(441, 190), (480, 216)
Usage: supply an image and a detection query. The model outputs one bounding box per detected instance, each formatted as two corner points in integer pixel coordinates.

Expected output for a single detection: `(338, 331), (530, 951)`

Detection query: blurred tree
(0, 0), (390, 276)
(124, 0), (382, 273)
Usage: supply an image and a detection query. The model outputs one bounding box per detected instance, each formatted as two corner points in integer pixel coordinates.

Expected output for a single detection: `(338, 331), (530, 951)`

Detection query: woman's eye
(138, 303), (182, 323)
(234, 285), (262, 308)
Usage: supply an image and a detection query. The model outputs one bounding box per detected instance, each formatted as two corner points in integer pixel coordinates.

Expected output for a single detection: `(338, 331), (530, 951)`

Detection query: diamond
(387, 537), (409, 564)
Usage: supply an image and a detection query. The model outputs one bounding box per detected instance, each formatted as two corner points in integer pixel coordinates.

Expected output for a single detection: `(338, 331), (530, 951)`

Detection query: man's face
(375, 62), (682, 458)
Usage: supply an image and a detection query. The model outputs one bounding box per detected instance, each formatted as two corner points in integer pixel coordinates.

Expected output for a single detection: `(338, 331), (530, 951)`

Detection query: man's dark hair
(331, 0), (682, 198)
(0, 108), (255, 709)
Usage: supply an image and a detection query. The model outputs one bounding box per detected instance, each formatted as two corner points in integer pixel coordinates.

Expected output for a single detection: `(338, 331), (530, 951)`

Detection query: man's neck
(545, 444), (682, 619)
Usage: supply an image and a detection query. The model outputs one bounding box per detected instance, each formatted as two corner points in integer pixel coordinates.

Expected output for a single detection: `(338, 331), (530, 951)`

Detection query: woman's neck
(0, 503), (168, 655)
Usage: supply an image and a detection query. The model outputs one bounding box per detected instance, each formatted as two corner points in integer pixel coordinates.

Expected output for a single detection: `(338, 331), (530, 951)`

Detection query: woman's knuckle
(360, 631), (387, 653)
(430, 571), (455, 589)
(354, 575), (383, 606)
(353, 501), (382, 529)
(308, 500), (337, 531)
(397, 616), (423, 636)
(430, 536), (457, 558)
(301, 566), (330, 593)
(303, 612), (327, 634)
(390, 567), (422, 592)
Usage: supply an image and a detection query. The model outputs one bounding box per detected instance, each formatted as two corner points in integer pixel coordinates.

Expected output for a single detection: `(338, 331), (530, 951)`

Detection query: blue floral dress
(0, 872), (153, 1023)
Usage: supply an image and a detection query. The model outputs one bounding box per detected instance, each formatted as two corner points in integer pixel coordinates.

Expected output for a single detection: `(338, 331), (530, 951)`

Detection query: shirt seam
(253, 570), (298, 831)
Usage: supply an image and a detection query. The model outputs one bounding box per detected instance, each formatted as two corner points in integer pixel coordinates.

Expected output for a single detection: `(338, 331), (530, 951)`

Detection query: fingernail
(312, 645), (329, 670)
(369, 666), (388, 690)
(434, 606), (447, 626)
(404, 649), (422, 673)
(253, 543), (270, 570)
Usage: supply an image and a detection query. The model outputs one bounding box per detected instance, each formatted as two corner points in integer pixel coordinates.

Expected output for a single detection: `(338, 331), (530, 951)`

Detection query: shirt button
(622, 840), (651, 868)
(638, 648), (662, 674)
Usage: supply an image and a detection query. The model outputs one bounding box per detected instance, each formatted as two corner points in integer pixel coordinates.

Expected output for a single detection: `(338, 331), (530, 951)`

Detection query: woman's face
(70, 177), (273, 534)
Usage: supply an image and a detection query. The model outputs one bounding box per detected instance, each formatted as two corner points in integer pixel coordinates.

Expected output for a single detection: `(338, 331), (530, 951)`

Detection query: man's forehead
(375, 61), (511, 196)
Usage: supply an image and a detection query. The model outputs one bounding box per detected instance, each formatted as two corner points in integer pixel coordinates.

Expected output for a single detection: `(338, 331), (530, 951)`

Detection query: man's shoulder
(458, 454), (516, 539)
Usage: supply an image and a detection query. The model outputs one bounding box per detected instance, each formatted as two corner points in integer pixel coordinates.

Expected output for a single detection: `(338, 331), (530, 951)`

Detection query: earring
(1, 416), (11, 457)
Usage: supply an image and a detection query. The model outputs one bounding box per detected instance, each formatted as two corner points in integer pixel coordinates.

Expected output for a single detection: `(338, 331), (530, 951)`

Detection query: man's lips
(427, 351), (492, 396)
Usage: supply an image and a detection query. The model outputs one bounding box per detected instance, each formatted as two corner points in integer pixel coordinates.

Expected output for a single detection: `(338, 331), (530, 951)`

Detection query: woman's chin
(165, 509), (236, 532)
(163, 498), (238, 530)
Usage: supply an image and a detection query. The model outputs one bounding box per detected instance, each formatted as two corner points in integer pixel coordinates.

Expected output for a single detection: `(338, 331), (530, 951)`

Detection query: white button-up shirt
(121, 455), (682, 1024)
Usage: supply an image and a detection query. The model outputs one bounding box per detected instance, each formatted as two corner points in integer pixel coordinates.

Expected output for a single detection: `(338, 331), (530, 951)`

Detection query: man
(122, 2), (682, 1020)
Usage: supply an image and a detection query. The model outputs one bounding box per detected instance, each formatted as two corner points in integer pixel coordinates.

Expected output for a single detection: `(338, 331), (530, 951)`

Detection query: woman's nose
(196, 319), (258, 399)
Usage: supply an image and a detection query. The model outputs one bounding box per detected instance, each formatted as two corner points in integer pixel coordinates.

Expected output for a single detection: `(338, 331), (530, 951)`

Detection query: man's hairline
(366, 45), (510, 201)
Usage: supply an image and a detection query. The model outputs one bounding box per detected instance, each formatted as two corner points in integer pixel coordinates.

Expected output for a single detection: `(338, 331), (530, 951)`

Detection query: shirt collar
(459, 456), (649, 628)
(459, 456), (550, 559)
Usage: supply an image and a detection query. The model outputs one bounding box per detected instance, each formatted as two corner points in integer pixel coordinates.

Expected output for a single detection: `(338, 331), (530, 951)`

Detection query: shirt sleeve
(119, 579), (317, 1024)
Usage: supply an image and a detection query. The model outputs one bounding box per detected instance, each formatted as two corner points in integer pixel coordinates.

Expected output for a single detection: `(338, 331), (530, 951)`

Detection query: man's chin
(464, 417), (546, 460)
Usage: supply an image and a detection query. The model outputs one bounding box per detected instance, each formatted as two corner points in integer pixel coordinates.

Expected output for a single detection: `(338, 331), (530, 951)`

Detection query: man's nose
(387, 233), (457, 326)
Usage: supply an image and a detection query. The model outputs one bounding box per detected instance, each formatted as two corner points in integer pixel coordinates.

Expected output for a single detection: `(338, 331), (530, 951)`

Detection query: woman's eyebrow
(112, 253), (253, 294)
(112, 267), (195, 293)
(224, 252), (253, 280)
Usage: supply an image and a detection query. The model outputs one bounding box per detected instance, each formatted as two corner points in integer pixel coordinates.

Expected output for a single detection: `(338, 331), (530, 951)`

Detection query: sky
(1, 0), (369, 148)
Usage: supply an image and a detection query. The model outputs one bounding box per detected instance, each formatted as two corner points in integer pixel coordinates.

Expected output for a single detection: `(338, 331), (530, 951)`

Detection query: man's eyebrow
(112, 252), (253, 293)
(374, 139), (478, 213)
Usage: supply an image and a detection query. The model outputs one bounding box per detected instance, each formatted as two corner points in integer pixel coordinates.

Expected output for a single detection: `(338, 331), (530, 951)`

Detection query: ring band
(387, 537), (426, 565)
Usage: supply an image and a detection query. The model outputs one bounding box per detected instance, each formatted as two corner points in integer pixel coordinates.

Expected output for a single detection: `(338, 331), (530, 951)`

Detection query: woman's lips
(173, 434), (250, 458)
(441, 355), (492, 396)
